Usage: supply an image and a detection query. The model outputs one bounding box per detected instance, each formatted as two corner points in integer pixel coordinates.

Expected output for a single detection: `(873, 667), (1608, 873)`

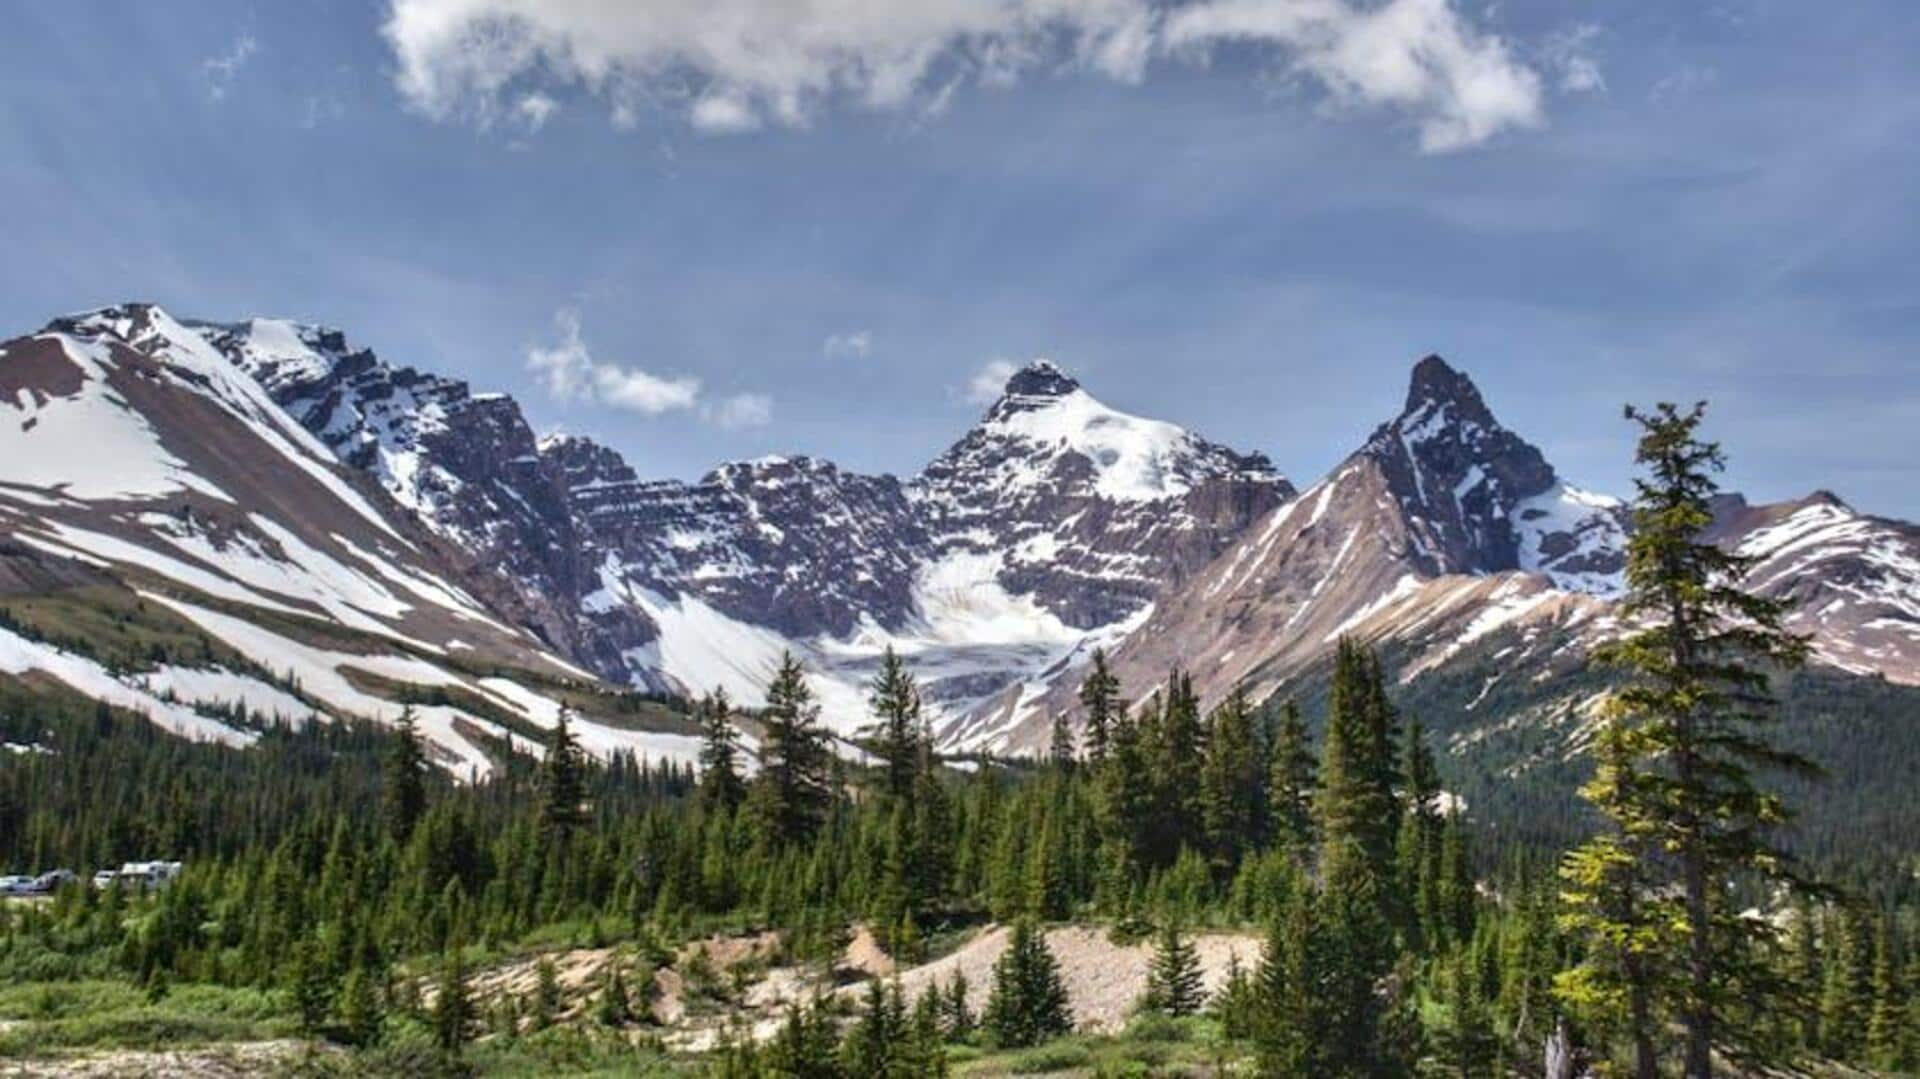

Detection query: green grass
(0, 980), (292, 1055)
(954, 1016), (1249, 1076)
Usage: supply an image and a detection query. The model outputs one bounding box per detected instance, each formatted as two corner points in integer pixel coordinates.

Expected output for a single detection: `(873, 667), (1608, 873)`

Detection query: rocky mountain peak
(1349, 356), (1629, 590)
(1403, 353), (1493, 421)
(1004, 358), (1078, 397)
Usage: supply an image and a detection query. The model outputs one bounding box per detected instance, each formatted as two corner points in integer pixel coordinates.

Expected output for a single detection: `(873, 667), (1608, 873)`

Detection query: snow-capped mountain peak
(1360, 355), (1625, 591)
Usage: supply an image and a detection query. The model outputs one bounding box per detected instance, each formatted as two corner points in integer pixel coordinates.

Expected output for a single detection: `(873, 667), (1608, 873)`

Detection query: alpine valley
(3, 304), (1917, 845)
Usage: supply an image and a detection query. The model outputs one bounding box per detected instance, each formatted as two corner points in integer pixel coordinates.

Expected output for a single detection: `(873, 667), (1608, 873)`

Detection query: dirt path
(0, 1040), (318, 1078)
(887, 925), (1262, 1034)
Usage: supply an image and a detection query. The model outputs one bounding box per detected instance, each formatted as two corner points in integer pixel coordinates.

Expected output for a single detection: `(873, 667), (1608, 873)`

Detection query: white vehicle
(0, 875), (34, 895)
(114, 861), (184, 889)
(91, 869), (118, 889)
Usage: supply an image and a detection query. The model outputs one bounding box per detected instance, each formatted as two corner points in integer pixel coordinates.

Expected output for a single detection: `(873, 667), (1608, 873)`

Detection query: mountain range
(3, 303), (1917, 786)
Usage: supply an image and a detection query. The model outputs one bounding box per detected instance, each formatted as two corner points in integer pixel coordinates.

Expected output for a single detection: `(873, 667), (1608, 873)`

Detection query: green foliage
(1143, 922), (1204, 1018)
(984, 921), (1072, 1049)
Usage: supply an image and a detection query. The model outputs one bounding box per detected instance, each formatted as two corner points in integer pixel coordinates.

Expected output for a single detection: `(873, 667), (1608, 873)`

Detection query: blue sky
(3, 1), (1916, 516)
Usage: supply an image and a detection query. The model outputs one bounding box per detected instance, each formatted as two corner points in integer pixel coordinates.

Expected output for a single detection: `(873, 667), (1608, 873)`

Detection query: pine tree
(1317, 640), (1399, 887)
(1266, 698), (1317, 862)
(1148, 672), (1205, 863)
(337, 963), (383, 1046)
(538, 707), (588, 843)
(1594, 402), (1816, 1078)
(984, 920), (1072, 1048)
(431, 950), (474, 1056)
(382, 705), (427, 843)
(1078, 648), (1121, 765)
(531, 955), (561, 1029)
(595, 964), (631, 1027)
(289, 937), (335, 1034)
(1048, 711), (1075, 770)
(766, 999), (841, 1077)
(1145, 921), (1205, 1017)
(943, 971), (974, 1039)
(697, 688), (746, 815)
(866, 646), (922, 804)
(1199, 688), (1261, 874)
(1556, 720), (1666, 1079)
(1865, 918), (1904, 1071)
(751, 653), (835, 846)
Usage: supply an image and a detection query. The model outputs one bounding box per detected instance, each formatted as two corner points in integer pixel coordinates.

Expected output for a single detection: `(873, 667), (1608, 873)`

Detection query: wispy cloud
(202, 33), (258, 102)
(707, 393), (773, 429)
(823, 330), (873, 360)
(381, 0), (1565, 152)
(967, 359), (1020, 405)
(1542, 24), (1605, 95)
(526, 308), (700, 415)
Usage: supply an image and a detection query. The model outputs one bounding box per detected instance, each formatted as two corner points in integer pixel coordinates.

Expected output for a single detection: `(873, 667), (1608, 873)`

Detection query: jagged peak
(1003, 358), (1079, 399)
(1400, 354), (1495, 428)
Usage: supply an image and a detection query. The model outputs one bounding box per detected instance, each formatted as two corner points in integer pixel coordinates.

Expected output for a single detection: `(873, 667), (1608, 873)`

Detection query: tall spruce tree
(984, 920), (1072, 1048)
(1316, 640), (1399, 890)
(382, 705), (427, 843)
(1555, 721), (1667, 1079)
(696, 688), (746, 814)
(752, 652), (835, 847)
(1078, 648), (1121, 765)
(1199, 688), (1262, 873)
(538, 705), (588, 842)
(1266, 698), (1317, 862)
(1145, 921), (1205, 1017)
(866, 646), (922, 804)
(1590, 402), (1815, 1077)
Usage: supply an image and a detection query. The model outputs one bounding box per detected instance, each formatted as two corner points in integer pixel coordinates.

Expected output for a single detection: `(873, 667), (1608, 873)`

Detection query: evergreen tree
(751, 653), (835, 846)
(1593, 402), (1816, 1078)
(1317, 640), (1399, 887)
(1266, 698), (1317, 862)
(766, 999), (841, 1077)
(1556, 721), (1666, 1079)
(289, 937), (334, 1034)
(538, 707), (588, 843)
(984, 920), (1072, 1048)
(1078, 648), (1121, 765)
(866, 646), (922, 804)
(696, 688), (746, 815)
(382, 705), (427, 843)
(1199, 688), (1262, 874)
(1048, 711), (1075, 770)
(431, 950), (474, 1056)
(336, 963), (383, 1046)
(1145, 921), (1205, 1017)
(942, 972), (974, 1039)
(531, 955), (561, 1029)
(1865, 918), (1904, 1071)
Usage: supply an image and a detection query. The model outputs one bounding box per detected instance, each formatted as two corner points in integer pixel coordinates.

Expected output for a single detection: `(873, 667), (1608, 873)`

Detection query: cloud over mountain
(383, 0), (1563, 150)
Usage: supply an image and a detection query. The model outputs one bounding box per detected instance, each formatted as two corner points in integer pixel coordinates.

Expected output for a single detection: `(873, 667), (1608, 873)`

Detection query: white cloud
(1542, 24), (1604, 95)
(707, 393), (774, 429)
(381, 0), (1556, 151)
(823, 330), (873, 360)
(1163, 0), (1543, 152)
(202, 33), (258, 102)
(526, 308), (700, 415)
(517, 91), (560, 129)
(967, 359), (1020, 405)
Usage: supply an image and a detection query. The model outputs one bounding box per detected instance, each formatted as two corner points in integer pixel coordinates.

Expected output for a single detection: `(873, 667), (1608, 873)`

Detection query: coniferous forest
(2, 408), (1917, 1076)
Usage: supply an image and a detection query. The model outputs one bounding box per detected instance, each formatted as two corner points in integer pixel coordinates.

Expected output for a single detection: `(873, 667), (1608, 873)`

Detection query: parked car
(91, 869), (118, 889)
(114, 861), (184, 890)
(31, 869), (76, 893)
(0, 875), (34, 895)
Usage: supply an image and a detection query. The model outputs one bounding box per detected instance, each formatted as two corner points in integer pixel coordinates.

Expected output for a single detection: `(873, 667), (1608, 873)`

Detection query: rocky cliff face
(994, 356), (1919, 755)
(8, 306), (1913, 758)
(914, 361), (1291, 630)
